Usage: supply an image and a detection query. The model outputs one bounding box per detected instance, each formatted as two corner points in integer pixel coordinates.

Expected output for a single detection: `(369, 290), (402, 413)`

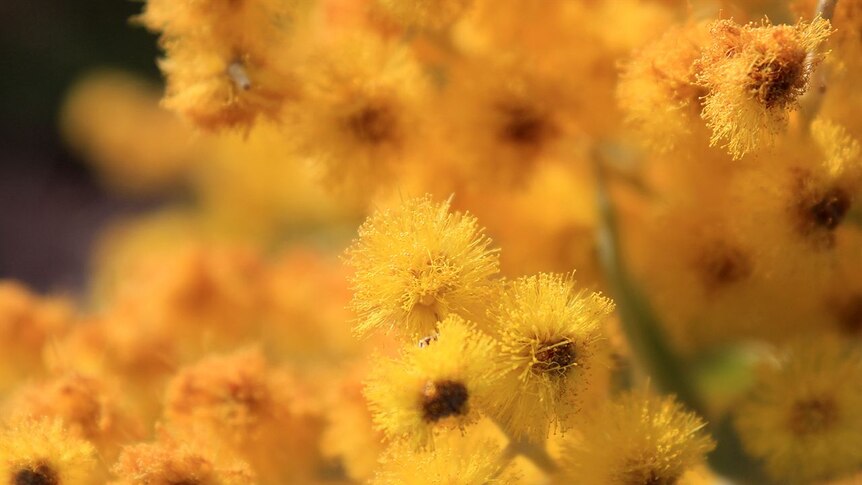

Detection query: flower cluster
(5, 0), (862, 483)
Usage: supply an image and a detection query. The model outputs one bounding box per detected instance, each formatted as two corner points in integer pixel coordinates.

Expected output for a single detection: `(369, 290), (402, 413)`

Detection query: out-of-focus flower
(0, 282), (73, 393)
(735, 337), (862, 483)
(60, 70), (201, 196)
(561, 391), (715, 485)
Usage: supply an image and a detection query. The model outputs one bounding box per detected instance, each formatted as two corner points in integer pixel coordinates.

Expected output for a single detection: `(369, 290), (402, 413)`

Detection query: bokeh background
(0, 1), (160, 291)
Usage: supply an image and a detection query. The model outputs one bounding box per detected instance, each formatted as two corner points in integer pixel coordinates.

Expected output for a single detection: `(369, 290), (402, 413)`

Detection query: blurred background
(0, 1), (159, 291)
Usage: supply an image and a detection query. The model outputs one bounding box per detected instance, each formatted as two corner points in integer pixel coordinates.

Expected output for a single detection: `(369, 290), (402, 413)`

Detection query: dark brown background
(0, 0), (162, 292)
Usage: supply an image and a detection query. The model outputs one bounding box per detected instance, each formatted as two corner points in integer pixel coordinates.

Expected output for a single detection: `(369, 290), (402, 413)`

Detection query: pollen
(422, 380), (469, 422)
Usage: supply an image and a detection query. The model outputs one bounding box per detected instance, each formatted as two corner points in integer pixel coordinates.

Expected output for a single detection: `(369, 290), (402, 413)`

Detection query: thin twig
(800, 0), (840, 124)
(592, 142), (772, 484)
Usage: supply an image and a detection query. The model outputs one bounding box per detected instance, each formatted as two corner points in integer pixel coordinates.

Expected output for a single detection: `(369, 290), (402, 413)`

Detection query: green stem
(800, 0), (840, 125)
(592, 149), (772, 484)
(488, 417), (559, 476)
(508, 438), (559, 475)
(593, 156), (704, 414)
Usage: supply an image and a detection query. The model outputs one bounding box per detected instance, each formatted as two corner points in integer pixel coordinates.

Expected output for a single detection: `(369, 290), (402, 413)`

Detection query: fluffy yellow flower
(696, 17), (832, 159)
(3, 372), (145, 462)
(156, 38), (296, 131)
(735, 337), (862, 483)
(163, 347), (323, 483)
(108, 243), (267, 357)
(0, 418), (99, 485)
(0, 282), (73, 393)
(561, 391), (715, 485)
(617, 22), (710, 152)
(435, 56), (576, 187)
(364, 315), (499, 448)
(345, 195), (500, 340)
(289, 33), (431, 198)
(488, 273), (614, 440)
(112, 428), (256, 485)
(59, 70), (199, 196)
(138, 0), (307, 130)
(372, 430), (517, 485)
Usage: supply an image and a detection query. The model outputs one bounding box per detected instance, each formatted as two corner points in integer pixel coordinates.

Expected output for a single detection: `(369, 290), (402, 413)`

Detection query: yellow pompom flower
(372, 431), (517, 485)
(139, 0), (306, 130)
(108, 243), (267, 357)
(617, 22), (710, 152)
(3, 372), (145, 462)
(696, 17), (832, 159)
(156, 38), (296, 131)
(364, 315), (498, 448)
(434, 54), (582, 188)
(734, 337), (862, 483)
(345, 195), (500, 340)
(561, 391), (715, 485)
(0, 282), (73, 393)
(289, 33), (430, 197)
(112, 428), (256, 485)
(0, 418), (99, 485)
(488, 273), (614, 440)
(163, 347), (323, 483)
(59, 69), (199, 196)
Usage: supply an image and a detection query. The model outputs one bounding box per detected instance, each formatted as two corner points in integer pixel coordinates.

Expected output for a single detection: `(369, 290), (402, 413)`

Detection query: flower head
(617, 22), (710, 152)
(345, 195), (501, 340)
(562, 391), (715, 485)
(364, 315), (499, 447)
(372, 431), (516, 485)
(290, 34), (430, 197)
(0, 418), (99, 485)
(696, 17), (832, 159)
(163, 347), (323, 482)
(112, 428), (256, 485)
(0, 282), (73, 392)
(735, 337), (862, 483)
(488, 273), (614, 439)
(4, 372), (144, 461)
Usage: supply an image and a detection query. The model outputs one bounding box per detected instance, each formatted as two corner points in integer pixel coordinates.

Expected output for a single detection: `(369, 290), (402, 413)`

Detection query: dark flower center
(422, 379), (469, 422)
(346, 103), (397, 145)
(534, 340), (576, 377)
(794, 179), (852, 248)
(13, 464), (58, 485)
(809, 188), (851, 231)
(498, 103), (553, 147)
(836, 295), (862, 335)
(697, 242), (752, 289)
(788, 397), (839, 436)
